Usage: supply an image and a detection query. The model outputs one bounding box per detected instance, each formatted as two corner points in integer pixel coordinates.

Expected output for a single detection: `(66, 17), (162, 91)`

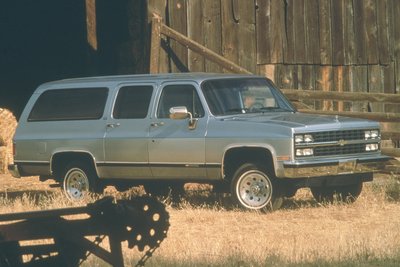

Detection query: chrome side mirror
(169, 106), (189, 120)
(169, 106), (198, 130)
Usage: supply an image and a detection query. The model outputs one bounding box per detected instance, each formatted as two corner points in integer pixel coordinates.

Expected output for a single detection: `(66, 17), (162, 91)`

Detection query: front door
(148, 83), (207, 179)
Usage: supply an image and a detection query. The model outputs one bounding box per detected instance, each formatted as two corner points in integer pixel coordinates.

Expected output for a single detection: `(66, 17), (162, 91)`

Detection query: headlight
(366, 143), (379, 152)
(295, 135), (304, 143)
(304, 134), (314, 143)
(295, 134), (314, 144)
(365, 130), (379, 140)
(296, 148), (314, 157)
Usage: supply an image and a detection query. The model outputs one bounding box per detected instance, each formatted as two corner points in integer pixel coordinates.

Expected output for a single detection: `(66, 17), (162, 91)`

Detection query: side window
(113, 85), (153, 119)
(157, 84), (204, 119)
(28, 87), (108, 121)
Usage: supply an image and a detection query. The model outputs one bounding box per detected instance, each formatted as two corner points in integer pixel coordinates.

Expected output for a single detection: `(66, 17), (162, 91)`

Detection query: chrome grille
(295, 129), (379, 158)
(313, 130), (365, 142)
(314, 143), (365, 156)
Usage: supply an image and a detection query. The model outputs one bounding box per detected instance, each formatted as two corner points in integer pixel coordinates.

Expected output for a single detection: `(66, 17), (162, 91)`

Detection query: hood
(221, 112), (379, 131)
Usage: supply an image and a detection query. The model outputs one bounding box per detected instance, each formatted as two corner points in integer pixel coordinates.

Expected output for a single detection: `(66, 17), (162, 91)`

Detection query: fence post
(150, 14), (162, 74)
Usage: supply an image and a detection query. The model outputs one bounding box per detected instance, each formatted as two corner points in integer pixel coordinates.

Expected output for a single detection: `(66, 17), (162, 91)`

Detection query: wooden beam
(382, 148), (400, 158)
(149, 15), (162, 74)
(85, 0), (98, 51)
(168, 0), (188, 72)
(160, 23), (252, 74)
(281, 89), (400, 104)
(297, 109), (400, 122)
(382, 131), (400, 141)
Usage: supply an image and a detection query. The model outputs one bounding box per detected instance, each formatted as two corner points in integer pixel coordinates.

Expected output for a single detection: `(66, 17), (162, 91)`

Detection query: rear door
(101, 84), (154, 179)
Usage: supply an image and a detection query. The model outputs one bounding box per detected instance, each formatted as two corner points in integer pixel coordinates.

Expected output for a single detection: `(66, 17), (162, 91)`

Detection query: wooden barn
(0, 1), (399, 105)
(146, 0), (400, 114)
(0, 1), (399, 111)
(1, 0), (400, 164)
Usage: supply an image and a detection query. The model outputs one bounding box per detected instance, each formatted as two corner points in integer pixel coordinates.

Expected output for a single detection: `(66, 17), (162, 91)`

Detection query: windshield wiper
(225, 108), (249, 114)
(256, 107), (292, 112)
(225, 107), (291, 115)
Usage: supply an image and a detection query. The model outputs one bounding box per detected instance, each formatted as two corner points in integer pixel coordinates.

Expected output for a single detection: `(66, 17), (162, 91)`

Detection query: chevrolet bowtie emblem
(338, 139), (347, 146)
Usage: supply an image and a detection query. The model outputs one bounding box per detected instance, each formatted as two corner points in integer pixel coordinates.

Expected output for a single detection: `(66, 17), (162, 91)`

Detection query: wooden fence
(280, 89), (400, 157)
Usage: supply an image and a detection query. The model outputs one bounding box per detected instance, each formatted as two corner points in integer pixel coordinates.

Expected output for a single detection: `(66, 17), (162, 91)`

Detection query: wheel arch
(222, 145), (277, 181)
(50, 151), (98, 180)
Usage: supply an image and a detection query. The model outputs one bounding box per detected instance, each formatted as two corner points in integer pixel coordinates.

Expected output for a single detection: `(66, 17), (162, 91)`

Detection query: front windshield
(201, 77), (295, 116)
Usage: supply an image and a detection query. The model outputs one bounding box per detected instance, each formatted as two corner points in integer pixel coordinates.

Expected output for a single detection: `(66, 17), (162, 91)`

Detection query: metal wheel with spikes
(122, 196), (170, 252)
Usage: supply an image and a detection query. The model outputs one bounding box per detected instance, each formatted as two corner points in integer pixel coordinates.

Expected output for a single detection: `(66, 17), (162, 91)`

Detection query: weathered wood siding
(148, 0), (400, 113)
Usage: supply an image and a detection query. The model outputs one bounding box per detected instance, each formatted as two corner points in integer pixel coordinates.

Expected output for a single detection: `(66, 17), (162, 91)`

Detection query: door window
(113, 85), (153, 119)
(157, 84), (204, 118)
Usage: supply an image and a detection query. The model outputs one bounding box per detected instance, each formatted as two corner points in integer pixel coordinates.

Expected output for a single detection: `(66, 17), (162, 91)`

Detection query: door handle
(106, 123), (120, 128)
(150, 122), (164, 127)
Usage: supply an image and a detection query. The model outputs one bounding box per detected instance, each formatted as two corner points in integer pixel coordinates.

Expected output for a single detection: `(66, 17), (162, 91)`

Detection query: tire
(310, 187), (335, 203)
(284, 187), (298, 198)
(337, 183), (363, 202)
(62, 162), (102, 201)
(231, 163), (283, 211)
(311, 182), (363, 203)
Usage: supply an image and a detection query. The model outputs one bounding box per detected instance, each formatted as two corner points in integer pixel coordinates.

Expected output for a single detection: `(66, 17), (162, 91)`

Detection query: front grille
(314, 143), (365, 156)
(313, 130), (365, 142)
(295, 129), (379, 158)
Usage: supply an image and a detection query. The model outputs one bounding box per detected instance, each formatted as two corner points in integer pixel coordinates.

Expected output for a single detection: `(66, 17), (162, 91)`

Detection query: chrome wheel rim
(236, 170), (272, 209)
(64, 168), (89, 200)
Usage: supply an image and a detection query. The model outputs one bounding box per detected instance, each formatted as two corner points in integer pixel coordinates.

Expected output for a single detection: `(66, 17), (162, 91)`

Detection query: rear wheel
(231, 163), (283, 211)
(62, 162), (102, 200)
(311, 182), (363, 203)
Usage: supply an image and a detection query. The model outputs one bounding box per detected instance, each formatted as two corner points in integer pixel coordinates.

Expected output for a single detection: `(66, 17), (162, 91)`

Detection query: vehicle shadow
(166, 188), (322, 212)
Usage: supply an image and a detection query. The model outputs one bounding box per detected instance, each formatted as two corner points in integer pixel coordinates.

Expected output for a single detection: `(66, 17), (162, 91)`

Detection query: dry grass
(1, 174), (400, 266)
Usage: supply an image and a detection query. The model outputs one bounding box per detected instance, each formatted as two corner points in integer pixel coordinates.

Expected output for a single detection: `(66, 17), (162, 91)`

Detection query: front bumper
(282, 155), (391, 178)
(8, 164), (21, 178)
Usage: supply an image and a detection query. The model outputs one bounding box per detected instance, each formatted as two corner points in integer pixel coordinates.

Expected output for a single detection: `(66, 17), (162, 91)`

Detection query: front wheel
(231, 163), (283, 211)
(62, 162), (102, 200)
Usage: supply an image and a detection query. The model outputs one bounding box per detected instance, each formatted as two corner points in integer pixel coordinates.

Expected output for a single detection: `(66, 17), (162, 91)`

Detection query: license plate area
(338, 159), (357, 174)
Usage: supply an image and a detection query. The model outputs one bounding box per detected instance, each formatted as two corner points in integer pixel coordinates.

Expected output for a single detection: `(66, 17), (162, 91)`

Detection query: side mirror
(169, 106), (189, 120)
(169, 106), (198, 130)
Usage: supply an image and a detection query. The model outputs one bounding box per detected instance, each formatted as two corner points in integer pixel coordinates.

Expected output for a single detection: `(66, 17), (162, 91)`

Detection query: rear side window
(113, 85), (153, 119)
(28, 87), (108, 121)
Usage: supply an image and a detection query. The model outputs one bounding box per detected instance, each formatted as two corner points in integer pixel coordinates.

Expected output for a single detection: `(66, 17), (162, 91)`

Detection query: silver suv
(8, 73), (389, 210)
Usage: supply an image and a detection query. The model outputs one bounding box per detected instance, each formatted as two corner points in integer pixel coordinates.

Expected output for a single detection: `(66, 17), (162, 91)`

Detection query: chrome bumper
(8, 164), (21, 178)
(282, 155), (391, 179)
